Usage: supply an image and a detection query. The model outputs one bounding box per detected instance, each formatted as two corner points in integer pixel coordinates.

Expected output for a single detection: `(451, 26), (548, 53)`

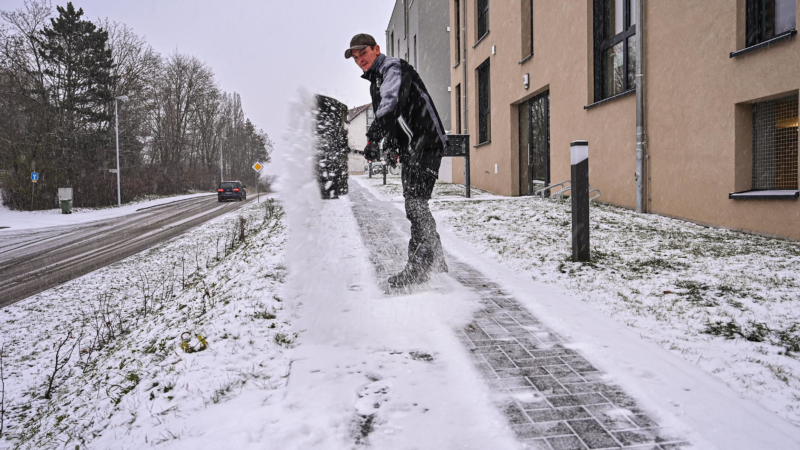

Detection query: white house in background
(345, 102), (452, 182)
(346, 104), (371, 174)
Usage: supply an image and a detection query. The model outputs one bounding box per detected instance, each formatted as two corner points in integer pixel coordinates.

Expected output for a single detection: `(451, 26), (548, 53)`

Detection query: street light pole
(114, 95), (128, 207)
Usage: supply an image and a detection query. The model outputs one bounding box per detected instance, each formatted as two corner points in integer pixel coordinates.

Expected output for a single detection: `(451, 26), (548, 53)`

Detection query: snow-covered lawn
(358, 175), (800, 426)
(0, 193), (214, 231)
(0, 199), (290, 449)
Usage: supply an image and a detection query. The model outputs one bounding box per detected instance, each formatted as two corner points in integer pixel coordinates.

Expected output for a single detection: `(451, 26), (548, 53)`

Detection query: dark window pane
(478, 0), (489, 39)
(455, 0), (461, 64)
(627, 35), (636, 90)
(477, 60), (491, 143)
(747, 0), (797, 46)
(603, 42), (625, 97)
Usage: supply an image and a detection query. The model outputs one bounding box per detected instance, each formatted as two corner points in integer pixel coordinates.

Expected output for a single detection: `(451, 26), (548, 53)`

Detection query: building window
(414, 35), (417, 67)
(366, 108), (375, 127)
(455, 84), (462, 133)
(391, 31), (395, 56)
(477, 0), (490, 41)
(455, 0), (461, 64)
(404, 0), (409, 39)
(477, 59), (491, 144)
(521, 0), (534, 58)
(752, 95), (798, 190)
(747, 0), (797, 47)
(593, 0), (637, 102)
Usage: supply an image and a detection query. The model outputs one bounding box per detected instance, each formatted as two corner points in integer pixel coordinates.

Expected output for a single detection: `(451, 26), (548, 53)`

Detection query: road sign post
(30, 172), (39, 210)
(252, 162), (263, 203)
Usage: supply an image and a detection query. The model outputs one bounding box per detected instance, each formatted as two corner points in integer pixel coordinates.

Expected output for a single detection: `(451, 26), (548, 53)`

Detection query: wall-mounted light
(523, 74), (530, 90)
(492, 45), (497, 55)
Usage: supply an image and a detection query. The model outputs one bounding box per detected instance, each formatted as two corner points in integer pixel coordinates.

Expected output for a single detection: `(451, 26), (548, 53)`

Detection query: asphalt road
(0, 194), (256, 308)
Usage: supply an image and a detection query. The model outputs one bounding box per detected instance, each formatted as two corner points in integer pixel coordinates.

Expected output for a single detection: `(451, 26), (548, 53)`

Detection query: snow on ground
(361, 174), (800, 427)
(0, 198), (290, 449)
(0, 193), (213, 231)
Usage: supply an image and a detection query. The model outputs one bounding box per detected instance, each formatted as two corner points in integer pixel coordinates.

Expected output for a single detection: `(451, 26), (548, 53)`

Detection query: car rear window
(220, 182), (236, 189)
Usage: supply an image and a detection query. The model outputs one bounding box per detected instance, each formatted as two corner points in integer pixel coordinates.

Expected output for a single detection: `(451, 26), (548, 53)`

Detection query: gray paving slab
(347, 180), (687, 449)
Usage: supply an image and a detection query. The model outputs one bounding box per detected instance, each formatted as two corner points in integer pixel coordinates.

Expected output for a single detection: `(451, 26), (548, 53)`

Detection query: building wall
(450, 0), (800, 239)
(387, 0), (454, 182)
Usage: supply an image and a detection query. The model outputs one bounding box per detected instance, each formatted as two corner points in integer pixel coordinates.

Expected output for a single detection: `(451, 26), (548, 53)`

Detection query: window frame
(366, 108), (375, 128)
(593, 0), (637, 102)
(477, 0), (490, 42)
(476, 58), (491, 144)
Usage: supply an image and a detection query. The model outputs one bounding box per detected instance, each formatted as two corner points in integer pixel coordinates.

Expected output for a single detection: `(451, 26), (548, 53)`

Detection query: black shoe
(388, 266), (430, 287)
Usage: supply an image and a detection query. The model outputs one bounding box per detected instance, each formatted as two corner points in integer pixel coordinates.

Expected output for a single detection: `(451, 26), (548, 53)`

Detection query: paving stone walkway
(349, 180), (690, 450)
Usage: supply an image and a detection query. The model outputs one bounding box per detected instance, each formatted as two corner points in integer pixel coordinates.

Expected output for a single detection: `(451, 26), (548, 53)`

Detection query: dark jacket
(362, 54), (448, 165)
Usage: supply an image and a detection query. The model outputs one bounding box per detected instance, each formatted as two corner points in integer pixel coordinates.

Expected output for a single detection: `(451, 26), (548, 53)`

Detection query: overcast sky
(0, 0), (395, 140)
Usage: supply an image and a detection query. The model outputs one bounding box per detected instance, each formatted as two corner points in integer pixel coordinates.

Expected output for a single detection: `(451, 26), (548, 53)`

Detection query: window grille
(593, 0), (637, 102)
(746, 0), (796, 47)
(752, 95), (798, 190)
(477, 0), (489, 40)
(477, 59), (491, 144)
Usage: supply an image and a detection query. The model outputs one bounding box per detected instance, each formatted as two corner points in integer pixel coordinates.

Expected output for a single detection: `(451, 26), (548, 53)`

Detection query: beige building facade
(450, 0), (799, 239)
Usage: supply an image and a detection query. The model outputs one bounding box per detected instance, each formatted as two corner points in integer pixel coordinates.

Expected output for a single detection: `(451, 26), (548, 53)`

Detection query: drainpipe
(461, 0), (468, 135)
(635, 0), (646, 213)
(462, 0), (470, 197)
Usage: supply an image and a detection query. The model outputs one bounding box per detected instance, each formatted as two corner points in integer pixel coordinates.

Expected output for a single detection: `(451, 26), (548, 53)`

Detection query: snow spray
(267, 90), (355, 341)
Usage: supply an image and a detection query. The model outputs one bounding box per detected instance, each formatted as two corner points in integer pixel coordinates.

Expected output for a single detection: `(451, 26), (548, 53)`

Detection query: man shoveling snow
(346, 33), (448, 288)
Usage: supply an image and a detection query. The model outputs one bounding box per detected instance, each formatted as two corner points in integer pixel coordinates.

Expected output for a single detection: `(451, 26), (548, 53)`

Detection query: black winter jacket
(362, 54), (448, 164)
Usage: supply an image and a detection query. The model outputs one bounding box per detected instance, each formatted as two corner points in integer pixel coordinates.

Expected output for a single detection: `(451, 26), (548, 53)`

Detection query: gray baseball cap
(344, 33), (378, 59)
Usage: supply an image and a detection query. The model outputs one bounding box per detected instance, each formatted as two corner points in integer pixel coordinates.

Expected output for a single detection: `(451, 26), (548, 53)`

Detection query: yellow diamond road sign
(252, 162), (263, 172)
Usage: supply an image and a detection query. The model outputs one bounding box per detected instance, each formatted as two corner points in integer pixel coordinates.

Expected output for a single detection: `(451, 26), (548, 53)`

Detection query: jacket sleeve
(369, 59), (410, 141)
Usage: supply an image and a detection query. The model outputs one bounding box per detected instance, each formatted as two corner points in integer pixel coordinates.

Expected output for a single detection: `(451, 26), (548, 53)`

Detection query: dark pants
(401, 151), (444, 272)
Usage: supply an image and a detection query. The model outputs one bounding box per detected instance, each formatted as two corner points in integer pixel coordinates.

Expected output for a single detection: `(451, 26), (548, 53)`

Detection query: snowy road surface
(0, 194), (257, 307)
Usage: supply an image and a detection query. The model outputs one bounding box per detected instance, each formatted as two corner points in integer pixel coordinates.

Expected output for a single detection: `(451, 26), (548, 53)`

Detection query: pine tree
(37, 2), (115, 127)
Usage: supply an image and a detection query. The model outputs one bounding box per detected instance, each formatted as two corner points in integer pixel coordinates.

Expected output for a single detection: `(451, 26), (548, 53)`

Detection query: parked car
(217, 181), (247, 202)
(314, 94), (350, 199)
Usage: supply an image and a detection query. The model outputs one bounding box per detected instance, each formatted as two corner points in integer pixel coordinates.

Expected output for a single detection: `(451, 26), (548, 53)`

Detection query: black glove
(364, 141), (379, 162)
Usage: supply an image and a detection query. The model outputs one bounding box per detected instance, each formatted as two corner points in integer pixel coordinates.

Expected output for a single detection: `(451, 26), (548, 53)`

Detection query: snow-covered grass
(0, 192), (214, 231)
(361, 174), (800, 425)
(0, 198), (290, 449)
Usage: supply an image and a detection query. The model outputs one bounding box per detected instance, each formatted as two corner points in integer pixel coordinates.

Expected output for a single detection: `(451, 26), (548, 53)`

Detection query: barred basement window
(752, 95), (799, 190)
(747, 0), (796, 47)
(477, 59), (491, 144)
(477, 0), (489, 41)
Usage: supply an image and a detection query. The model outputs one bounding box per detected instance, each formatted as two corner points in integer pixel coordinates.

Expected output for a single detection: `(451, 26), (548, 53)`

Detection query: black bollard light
(368, 160), (372, 178)
(570, 140), (590, 262)
(383, 161), (387, 185)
